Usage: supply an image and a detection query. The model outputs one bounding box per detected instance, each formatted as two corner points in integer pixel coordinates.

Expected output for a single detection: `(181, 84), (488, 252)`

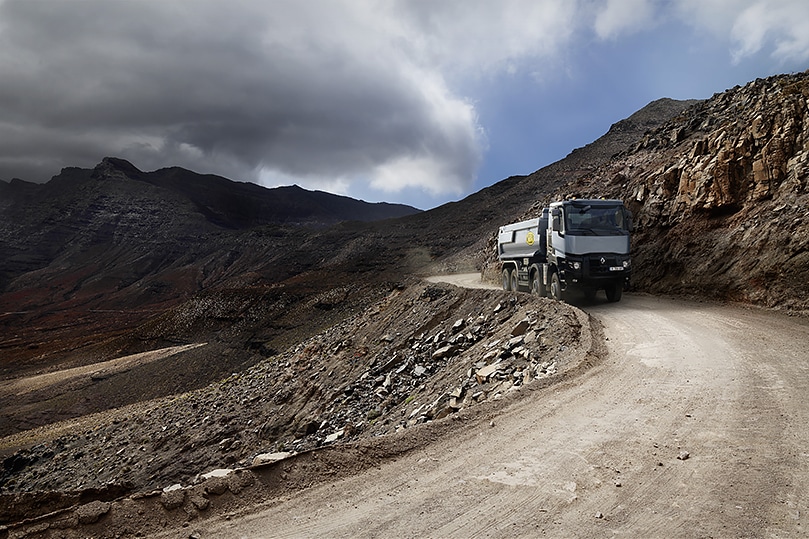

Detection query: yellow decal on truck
(526, 231), (535, 245)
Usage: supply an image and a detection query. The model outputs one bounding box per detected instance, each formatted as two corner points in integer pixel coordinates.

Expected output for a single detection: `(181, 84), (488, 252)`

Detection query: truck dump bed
(497, 211), (547, 260)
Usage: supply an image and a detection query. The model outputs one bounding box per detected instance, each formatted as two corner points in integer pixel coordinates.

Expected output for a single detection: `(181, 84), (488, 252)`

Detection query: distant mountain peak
(91, 157), (144, 181)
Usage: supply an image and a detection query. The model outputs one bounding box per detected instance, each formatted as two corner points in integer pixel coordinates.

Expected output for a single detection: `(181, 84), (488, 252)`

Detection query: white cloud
(674, 0), (809, 63)
(730, 0), (809, 62)
(370, 155), (462, 196)
(395, 0), (578, 75)
(0, 0), (500, 202)
(0, 0), (579, 204)
(593, 0), (657, 40)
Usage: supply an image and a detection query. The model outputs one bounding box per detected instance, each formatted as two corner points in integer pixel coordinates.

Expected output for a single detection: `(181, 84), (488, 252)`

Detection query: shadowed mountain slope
(0, 159), (419, 377)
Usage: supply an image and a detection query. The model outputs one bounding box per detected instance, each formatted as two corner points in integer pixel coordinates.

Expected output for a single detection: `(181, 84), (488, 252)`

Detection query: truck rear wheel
(550, 272), (565, 302)
(530, 270), (544, 296)
(502, 268), (512, 291)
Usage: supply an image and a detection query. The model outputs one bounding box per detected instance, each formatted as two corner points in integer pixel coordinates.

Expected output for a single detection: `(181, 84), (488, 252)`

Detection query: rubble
(0, 281), (583, 507)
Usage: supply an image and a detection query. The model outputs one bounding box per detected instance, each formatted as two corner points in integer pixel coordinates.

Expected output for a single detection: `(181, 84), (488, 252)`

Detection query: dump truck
(497, 199), (632, 302)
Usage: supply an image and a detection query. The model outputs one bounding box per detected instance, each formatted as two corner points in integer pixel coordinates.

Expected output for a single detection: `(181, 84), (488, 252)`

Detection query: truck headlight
(572, 261), (581, 270)
(622, 259), (630, 269)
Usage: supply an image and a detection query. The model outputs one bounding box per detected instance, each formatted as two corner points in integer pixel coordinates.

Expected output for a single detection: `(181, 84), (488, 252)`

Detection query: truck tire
(502, 268), (512, 291)
(510, 270), (518, 292)
(550, 272), (565, 302)
(605, 283), (623, 302)
(530, 270), (544, 296)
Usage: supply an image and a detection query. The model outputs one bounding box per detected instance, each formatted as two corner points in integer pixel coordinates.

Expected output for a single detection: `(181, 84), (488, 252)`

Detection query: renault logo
(600, 257), (606, 265)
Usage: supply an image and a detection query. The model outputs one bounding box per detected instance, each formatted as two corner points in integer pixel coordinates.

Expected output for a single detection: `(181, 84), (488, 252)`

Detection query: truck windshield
(565, 205), (628, 235)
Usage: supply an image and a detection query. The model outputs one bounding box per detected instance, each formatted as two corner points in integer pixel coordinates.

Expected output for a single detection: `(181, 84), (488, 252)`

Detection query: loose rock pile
(321, 289), (568, 443)
(0, 281), (588, 534)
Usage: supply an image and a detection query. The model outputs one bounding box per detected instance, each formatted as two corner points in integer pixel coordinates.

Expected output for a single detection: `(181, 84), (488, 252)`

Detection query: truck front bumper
(562, 254), (631, 290)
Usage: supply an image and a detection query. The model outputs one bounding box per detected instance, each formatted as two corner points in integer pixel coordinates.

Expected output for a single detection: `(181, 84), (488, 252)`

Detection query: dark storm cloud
(0, 0), (483, 197)
(2, 0), (807, 208)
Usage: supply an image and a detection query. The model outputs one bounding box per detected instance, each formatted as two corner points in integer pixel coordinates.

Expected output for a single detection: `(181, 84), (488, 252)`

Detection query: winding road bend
(205, 275), (809, 538)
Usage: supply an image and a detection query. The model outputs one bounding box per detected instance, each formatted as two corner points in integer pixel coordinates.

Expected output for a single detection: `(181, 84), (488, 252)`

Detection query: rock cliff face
(616, 73), (809, 311)
(484, 71), (809, 313)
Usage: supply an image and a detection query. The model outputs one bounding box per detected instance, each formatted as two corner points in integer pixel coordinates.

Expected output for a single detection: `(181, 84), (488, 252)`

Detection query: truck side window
(624, 209), (634, 232)
(551, 209), (563, 233)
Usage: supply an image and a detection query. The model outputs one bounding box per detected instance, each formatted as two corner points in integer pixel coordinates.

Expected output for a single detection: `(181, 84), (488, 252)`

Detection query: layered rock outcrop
(486, 71), (809, 312)
(619, 73), (809, 311)
(628, 75), (808, 220)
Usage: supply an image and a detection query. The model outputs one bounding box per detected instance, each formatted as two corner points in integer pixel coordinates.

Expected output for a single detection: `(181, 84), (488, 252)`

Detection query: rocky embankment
(622, 73), (809, 310)
(0, 280), (597, 537)
(482, 71), (809, 313)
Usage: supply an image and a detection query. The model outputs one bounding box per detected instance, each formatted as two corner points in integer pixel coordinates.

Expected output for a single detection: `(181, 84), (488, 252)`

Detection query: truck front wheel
(605, 283), (623, 302)
(550, 272), (565, 302)
(502, 268), (512, 291)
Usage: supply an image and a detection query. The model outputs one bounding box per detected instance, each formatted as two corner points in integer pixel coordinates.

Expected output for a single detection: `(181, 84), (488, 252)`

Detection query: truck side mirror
(624, 209), (634, 232)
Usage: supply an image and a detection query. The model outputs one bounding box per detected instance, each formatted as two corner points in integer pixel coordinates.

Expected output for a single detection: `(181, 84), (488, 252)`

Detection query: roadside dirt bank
(0, 279), (595, 537)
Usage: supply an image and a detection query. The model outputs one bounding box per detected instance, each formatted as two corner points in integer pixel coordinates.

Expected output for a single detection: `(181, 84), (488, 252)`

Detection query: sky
(1, 1), (808, 210)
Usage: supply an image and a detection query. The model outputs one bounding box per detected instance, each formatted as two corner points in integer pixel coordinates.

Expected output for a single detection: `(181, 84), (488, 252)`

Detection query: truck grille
(588, 255), (620, 276)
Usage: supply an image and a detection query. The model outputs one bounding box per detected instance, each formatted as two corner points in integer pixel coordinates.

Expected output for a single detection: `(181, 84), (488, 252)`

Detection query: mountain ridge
(1, 157), (422, 227)
(0, 90), (691, 446)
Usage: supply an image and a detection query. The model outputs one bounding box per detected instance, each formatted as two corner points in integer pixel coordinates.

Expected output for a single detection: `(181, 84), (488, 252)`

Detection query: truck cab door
(549, 207), (564, 253)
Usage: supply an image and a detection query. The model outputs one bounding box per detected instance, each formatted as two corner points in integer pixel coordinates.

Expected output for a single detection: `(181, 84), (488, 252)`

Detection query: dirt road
(199, 277), (809, 538)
